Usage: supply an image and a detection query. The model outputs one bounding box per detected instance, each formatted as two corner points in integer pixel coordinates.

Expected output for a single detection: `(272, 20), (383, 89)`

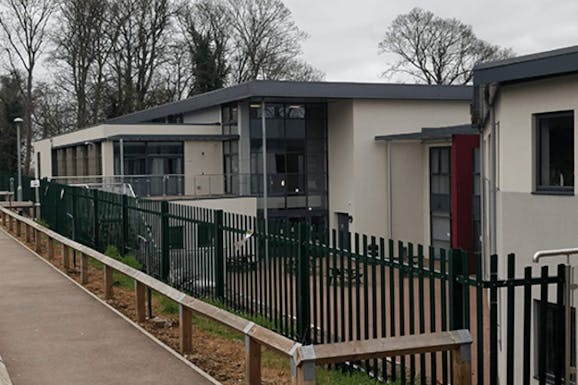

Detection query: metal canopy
(375, 124), (478, 142)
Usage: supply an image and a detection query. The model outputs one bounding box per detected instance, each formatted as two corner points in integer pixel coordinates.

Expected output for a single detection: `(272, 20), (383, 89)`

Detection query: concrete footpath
(0, 229), (217, 385)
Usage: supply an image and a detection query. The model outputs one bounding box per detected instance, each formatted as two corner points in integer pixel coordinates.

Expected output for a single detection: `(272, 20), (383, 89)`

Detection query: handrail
(0, 206), (473, 385)
(532, 247), (577, 384)
(533, 247), (578, 263)
(293, 330), (472, 385)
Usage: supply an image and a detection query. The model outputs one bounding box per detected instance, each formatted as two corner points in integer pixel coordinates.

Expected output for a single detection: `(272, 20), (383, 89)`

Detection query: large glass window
(222, 104), (239, 194)
(114, 141), (184, 196)
(249, 102), (328, 229)
(536, 111), (574, 194)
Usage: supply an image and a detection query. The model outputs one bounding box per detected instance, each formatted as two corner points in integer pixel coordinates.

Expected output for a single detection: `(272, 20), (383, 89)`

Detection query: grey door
(430, 147), (451, 253)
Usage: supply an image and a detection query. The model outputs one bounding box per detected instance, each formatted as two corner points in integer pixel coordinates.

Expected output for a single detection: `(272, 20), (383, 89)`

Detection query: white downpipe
(490, 101), (497, 256)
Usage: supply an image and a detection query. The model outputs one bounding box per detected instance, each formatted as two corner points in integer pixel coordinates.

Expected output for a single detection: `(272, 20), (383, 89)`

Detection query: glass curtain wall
(249, 102), (328, 237)
(114, 141), (184, 196)
(222, 105), (239, 194)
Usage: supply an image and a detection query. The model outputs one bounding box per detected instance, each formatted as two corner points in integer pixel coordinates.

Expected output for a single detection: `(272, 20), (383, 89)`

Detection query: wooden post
(48, 238), (55, 259)
(295, 362), (316, 385)
(104, 265), (114, 300)
(245, 336), (261, 385)
(34, 229), (41, 252)
(179, 304), (193, 354)
(16, 219), (21, 237)
(452, 344), (472, 385)
(1, 211), (5, 227)
(135, 281), (146, 323)
(25, 224), (31, 242)
(292, 345), (316, 385)
(80, 253), (89, 284)
(63, 245), (71, 271)
(8, 215), (13, 231)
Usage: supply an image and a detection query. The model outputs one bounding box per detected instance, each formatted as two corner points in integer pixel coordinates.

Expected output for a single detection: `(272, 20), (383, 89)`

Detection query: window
(536, 111), (574, 193)
(534, 300), (575, 383)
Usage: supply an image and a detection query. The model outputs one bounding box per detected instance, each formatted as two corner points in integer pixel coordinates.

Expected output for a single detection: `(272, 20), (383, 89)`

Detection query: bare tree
(0, 0), (57, 172)
(226, 0), (323, 82)
(379, 8), (513, 85)
(158, 41), (194, 101)
(52, 0), (111, 129)
(33, 82), (76, 138)
(107, 0), (172, 116)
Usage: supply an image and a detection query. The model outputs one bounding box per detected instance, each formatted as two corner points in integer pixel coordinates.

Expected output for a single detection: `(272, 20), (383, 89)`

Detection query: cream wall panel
(349, 99), (469, 240)
(327, 101), (355, 232)
(34, 140), (53, 178)
(101, 141), (114, 177)
(34, 123), (222, 150)
(184, 141), (223, 195)
(495, 75), (578, 193)
(176, 197), (257, 217)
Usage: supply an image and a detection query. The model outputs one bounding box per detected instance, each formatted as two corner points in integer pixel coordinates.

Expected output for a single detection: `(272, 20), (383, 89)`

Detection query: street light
(14, 117), (23, 201)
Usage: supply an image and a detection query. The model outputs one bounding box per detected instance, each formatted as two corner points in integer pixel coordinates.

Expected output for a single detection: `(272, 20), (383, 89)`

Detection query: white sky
(283, 0), (578, 82)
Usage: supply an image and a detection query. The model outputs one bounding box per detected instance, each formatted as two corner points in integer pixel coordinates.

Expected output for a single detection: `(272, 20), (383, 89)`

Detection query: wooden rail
(0, 207), (472, 385)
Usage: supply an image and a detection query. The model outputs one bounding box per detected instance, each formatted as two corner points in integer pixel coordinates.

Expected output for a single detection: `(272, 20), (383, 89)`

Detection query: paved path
(0, 229), (217, 385)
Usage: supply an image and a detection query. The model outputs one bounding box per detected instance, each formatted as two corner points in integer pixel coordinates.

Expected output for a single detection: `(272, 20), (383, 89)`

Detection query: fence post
(245, 335), (261, 385)
(93, 189), (99, 250)
(135, 281), (146, 322)
(296, 223), (311, 344)
(121, 194), (129, 255)
(104, 265), (114, 300)
(214, 209), (225, 302)
(80, 252), (89, 284)
(160, 200), (170, 281)
(179, 304), (193, 354)
(449, 249), (465, 330)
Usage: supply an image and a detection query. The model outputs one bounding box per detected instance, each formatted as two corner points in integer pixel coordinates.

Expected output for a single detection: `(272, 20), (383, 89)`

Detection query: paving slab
(0, 230), (217, 385)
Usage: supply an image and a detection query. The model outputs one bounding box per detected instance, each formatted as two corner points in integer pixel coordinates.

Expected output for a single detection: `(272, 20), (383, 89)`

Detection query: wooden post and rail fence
(0, 206), (473, 385)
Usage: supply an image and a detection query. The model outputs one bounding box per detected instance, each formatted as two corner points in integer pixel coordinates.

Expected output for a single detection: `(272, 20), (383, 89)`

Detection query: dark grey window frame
(535, 110), (575, 195)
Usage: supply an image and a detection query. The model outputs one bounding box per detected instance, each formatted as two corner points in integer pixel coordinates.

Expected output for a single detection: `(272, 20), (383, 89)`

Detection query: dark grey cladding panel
(474, 45), (578, 85)
(106, 80), (472, 124)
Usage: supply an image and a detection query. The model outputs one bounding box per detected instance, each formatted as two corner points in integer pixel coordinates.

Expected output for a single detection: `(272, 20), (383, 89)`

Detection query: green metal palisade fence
(0, 172), (35, 201)
(37, 178), (567, 385)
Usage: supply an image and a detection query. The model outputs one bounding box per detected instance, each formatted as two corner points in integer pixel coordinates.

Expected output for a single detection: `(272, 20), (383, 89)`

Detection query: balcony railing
(51, 175), (184, 198)
(50, 172), (323, 199)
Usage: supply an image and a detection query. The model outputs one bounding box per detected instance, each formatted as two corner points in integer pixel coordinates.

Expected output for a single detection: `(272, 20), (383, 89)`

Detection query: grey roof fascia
(474, 45), (578, 85)
(375, 124), (477, 141)
(106, 134), (239, 142)
(106, 80), (473, 124)
(51, 134), (238, 149)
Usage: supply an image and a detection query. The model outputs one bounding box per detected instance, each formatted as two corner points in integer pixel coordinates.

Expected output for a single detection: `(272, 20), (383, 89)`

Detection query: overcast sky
(282, 0), (578, 82)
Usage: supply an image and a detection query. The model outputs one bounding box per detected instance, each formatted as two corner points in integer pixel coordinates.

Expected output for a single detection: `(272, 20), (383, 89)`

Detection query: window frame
(535, 110), (575, 195)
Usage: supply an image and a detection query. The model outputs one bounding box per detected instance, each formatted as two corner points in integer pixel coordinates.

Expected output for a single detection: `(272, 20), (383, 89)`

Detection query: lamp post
(14, 117), (23, 201)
